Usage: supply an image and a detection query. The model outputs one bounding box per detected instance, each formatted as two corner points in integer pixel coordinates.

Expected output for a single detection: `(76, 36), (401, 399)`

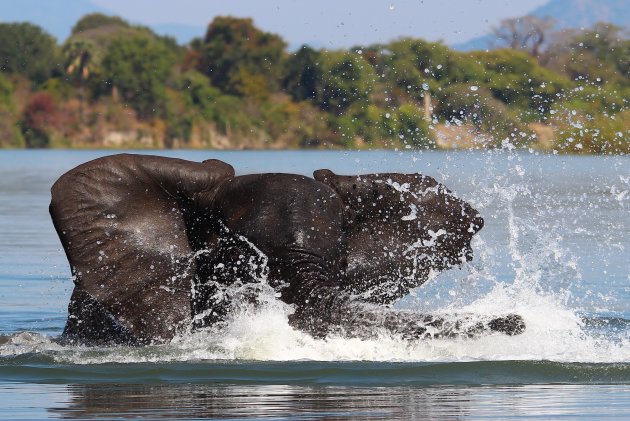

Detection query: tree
(0, 74), (22, 147)
(381, 40), (426, 97)
(63, 38), (96, 121)
(315, 51), (376, 115)
(0, 74), (12, 107)
(20, 92), (61, 147)
(283, 45), (322, 101)
(380, 39), (485, 100)
(565, 23), (629, 85)
(472, 49), (570, 114)
(196, 17), (287, 97)
(101, 34), (175, 118)
(0, 23), (59, 84)
(395, 104), (434, 148)
(71, 13), (130, 35)
(492, 16), (556, 57)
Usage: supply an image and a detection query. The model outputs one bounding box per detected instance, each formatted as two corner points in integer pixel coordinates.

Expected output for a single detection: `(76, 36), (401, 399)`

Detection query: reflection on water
(0, 383), (617, 419)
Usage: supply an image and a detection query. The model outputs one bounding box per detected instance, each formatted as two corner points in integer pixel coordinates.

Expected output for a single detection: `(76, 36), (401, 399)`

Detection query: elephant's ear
(50, 154), (234, 344)
(313, 169), (483, 305)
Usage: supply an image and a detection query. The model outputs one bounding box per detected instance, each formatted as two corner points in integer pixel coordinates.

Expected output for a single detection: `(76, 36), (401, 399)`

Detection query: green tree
(562, 24), (629, 86)
(471, 49), (570, 114)
(169, 70), (232, 138)
(386, 39), (453, 88)
(196, 17), (287, 97)
(179, 71), (223, 119)
(101, 34), (175, 118)
(172, 70), (254, 136)
(71, 13), (130, 35)
(0, 23), (59, 84)
(63, 38), (97, 120)
(379, 39), (485, 101)
(283, 45), (322, 101)
(0, 74), (12, 107)
(396, 103), (434, 148)
(315, 51), (376, 115)
(0, 74), (23, 147)
(67, 14), (184, 102)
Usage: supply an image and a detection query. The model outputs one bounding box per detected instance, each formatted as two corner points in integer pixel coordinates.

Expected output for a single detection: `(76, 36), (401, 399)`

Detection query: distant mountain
(454, 0), (629, 51)
(454, 35), (495, 52)
(530, 0), (629, 29)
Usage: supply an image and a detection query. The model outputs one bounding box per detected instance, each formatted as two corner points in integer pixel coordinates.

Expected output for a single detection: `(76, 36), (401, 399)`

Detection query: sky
(88, 0), (550, 48)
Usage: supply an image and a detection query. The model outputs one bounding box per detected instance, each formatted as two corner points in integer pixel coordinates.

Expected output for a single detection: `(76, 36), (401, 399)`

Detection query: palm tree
(63, 38), (95, 122)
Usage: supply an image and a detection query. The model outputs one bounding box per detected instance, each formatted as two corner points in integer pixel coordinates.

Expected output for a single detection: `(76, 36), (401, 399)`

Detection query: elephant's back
(213, 173), (345, 254)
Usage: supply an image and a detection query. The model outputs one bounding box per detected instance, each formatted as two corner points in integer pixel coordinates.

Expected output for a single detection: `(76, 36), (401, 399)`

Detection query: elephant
(49, 154), (524, 346)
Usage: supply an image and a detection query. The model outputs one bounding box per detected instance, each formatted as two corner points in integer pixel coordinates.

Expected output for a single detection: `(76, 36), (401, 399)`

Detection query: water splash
(2, 281), (629, 364)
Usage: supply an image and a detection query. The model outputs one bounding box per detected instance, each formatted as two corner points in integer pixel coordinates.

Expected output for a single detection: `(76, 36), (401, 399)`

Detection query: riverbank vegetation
(0, 14), (627, 153)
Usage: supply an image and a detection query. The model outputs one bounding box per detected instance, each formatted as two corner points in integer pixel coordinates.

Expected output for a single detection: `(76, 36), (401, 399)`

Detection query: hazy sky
(90, 0), (549, 47)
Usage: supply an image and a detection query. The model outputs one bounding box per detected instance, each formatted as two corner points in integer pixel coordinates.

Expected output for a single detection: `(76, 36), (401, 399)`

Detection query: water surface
(0, 149), (629, 419)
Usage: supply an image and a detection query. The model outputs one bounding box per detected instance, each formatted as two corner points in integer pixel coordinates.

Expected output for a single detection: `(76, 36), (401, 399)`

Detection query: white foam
(2, 280), (629, 365)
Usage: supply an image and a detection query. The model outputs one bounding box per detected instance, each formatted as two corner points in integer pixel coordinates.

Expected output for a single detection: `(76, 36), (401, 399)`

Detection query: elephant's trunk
(268, 249), (350, 338)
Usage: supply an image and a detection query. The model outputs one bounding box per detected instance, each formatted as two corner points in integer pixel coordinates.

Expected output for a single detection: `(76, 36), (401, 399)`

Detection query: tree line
(0, 13), (627, 153)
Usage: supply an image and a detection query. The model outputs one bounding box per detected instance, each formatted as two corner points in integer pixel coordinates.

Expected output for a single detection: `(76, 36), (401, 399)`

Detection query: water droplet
(389, 4), (395, 10)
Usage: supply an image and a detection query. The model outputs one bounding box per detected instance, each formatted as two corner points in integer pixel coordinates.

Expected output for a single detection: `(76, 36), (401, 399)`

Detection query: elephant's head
(314, 169), (484, 305)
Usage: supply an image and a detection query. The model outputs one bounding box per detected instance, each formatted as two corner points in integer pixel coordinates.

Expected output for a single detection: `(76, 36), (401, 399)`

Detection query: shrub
(20, 92), (61, 147)
(435, 83), (531, 143)
(553, 109), (630, 154)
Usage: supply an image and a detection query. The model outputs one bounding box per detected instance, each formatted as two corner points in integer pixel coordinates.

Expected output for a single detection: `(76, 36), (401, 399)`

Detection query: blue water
(0, 149), (629, 419)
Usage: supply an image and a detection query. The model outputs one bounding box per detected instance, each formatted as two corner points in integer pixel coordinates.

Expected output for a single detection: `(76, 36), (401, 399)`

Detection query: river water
(0, 149), (629, 419)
